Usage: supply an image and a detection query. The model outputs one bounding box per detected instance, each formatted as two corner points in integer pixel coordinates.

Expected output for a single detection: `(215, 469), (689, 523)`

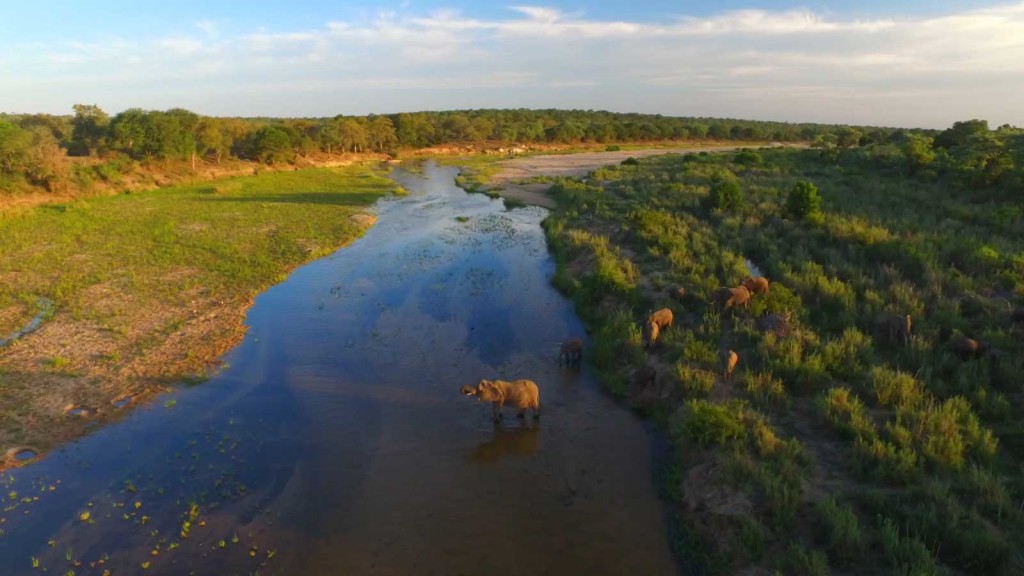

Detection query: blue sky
(2, 1), (1022, 128)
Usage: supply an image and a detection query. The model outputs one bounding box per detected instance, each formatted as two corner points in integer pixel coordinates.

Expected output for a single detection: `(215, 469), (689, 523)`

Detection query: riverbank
(537, 148), (1024, 574)
(438, 142), (799, 208)
(0, 166), (400, 468)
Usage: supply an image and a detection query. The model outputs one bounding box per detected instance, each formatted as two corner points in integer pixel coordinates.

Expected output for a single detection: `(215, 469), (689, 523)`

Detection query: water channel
(0, 162), (680, 575)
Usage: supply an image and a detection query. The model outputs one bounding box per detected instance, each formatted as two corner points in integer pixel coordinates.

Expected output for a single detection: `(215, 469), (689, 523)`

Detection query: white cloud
(1, 3), (1022, 127)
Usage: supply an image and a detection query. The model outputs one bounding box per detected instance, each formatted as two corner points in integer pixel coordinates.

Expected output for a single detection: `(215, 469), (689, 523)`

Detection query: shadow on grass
(200, 191), (384, 207)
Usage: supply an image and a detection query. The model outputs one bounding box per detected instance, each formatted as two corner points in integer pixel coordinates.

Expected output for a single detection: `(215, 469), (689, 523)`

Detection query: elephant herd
(459, 272), (1020, 421)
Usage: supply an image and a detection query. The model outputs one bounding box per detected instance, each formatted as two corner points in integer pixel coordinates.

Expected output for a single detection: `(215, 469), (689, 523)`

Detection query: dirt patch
(0, 285), (252, 466)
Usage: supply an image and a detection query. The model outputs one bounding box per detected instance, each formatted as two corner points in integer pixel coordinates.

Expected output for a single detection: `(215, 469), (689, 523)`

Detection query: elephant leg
(534, 402), (541, 419)
(492, 402), (503, 422)
(517, 410), (526, 419)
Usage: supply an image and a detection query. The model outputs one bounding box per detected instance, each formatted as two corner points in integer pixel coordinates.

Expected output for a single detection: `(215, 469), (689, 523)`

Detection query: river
(0, 162), (680, 575)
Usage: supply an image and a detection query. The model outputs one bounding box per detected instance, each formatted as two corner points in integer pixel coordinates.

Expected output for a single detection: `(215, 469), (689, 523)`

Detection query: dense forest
(1, 105), (919, 196)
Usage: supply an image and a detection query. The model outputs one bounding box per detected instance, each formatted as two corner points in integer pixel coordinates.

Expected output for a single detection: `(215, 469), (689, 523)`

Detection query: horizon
(2, 1), (1023, 130)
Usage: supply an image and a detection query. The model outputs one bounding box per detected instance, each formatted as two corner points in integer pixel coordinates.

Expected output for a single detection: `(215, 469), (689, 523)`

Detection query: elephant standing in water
(461, 379), (541, 422)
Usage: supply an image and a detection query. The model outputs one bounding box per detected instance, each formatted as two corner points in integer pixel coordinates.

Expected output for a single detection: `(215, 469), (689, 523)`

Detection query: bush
(605, 144), (621, 151)
(677, 400), (747, 447)
(734, 149), (763, 165)
(676, 364), (716, 398)
(703, 177), (743, 212)
(621, 156), (639, 166)
(817, 497), (865, 565)
(877, 516), (944, 576)
(786, 180), (822, 220)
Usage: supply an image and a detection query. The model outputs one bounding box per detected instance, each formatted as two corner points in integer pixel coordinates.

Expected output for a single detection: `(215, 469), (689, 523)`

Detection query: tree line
(1, 104), (1018, 195)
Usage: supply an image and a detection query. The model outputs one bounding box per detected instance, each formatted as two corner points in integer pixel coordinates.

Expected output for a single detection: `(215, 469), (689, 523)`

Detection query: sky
(2, 1), (1022, 129)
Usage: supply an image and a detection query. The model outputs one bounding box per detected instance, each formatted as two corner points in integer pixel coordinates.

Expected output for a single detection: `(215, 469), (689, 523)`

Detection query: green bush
(786, 180), (822, 220)
(703, 177), (743, 212)
(677, 400), (747, 447)
(816, 497), (865, 565)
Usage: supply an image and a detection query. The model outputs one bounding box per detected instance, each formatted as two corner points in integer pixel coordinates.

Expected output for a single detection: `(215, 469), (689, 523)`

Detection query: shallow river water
(0, 163), (680, 575)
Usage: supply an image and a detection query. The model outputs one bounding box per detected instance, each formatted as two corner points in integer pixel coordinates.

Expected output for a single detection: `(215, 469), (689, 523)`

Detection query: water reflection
(0, 161), (680, 576)
(467, 422), (541, 465)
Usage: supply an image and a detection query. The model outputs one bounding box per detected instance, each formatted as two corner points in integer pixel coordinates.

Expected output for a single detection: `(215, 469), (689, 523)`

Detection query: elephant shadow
(466, 423), (540, 465)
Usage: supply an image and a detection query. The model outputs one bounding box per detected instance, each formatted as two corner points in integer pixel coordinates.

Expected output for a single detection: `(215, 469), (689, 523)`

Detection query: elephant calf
(742, 276), (770, 296)
(721, 349), (739, 381)
(461, 379), (541, 422)
(875, 313), (912, 345)
(559, 338), (584, 367)
(713, 286), (751, 310)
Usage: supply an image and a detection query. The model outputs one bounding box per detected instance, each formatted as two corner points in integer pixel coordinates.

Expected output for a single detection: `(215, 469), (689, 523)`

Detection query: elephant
(461, 379), (541, 422)
(559, 338), (584, 367)
(720, 349), (739, 381)
(875, 313), (912, 345)
(742, 276), (770, 296)
(951, 336), (989, 360)
(756, 312), (792, 337)
(649, 308), (674, 330)
(667, 286), (686, 302)
(642, 318), (660, 350)
(713, 285), (751, 310)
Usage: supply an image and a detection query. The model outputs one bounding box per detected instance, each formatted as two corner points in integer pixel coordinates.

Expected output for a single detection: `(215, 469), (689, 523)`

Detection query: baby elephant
(742, 276), (770, 296)
(667, 286), (686, 302)
(649, 307), (674, 330)
(720, 349), (739, 381)
(875, 313), (912, 345)
(559, 338), (584, 367)
(642, 319), (660, 350)
(713, 286), (751, 310)
(461, 379), (541, 422)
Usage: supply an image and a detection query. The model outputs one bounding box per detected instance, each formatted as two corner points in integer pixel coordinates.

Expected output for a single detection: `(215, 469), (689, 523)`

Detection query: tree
(318, 118), (343, 156)
(338, 118), (368, 153)
(367, 116), (397, 152)
(251, 126), (292, 164)
(196, 117), (228, 164)
(902, 134), (935, 174)
(835, 127), (862, 150)
(108, 108), (148, 157)
(0, 119), (31, 178)
(934, 119), (988, 149)
(786, 180), (822, 220)
(70, 104), (109, 156)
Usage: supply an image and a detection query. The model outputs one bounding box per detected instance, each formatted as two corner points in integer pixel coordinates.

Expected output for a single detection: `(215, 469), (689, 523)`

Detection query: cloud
(1, 3), (1022, 127)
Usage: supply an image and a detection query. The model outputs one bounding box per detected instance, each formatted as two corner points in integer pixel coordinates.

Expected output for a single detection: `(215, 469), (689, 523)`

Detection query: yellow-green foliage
(676, 400), (748, 447)
(676, 364), (716, 398)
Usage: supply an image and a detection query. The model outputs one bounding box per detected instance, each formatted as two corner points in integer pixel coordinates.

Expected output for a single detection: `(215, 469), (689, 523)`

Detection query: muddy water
(0, 162), (680, 576)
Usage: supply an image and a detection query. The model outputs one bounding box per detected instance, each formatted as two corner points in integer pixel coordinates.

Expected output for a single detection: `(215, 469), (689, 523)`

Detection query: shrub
(676, 364), (716, 398)
(742, 371), (789, 410)
(703, 176), (743, 212)
(734, 149), (763, 165)
(816, 497), (865, 565)
(779, 542), (830, 576)
(786, 180), (823, 220)
(877, 516), (944, 576)
(621, 157), (639, 166)
(605, 144), (621, 151)
(677, 400), (747, 447)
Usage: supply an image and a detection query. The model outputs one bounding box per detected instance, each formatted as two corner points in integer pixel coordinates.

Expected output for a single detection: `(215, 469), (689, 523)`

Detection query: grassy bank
(0, 166), (400, 465)
(541, 148), (1024, 575)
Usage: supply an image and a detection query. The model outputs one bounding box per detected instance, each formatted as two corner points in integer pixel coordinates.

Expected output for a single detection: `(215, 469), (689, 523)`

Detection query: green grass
(0, 166), (398, 334)
(540, 147), (1024, 575)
